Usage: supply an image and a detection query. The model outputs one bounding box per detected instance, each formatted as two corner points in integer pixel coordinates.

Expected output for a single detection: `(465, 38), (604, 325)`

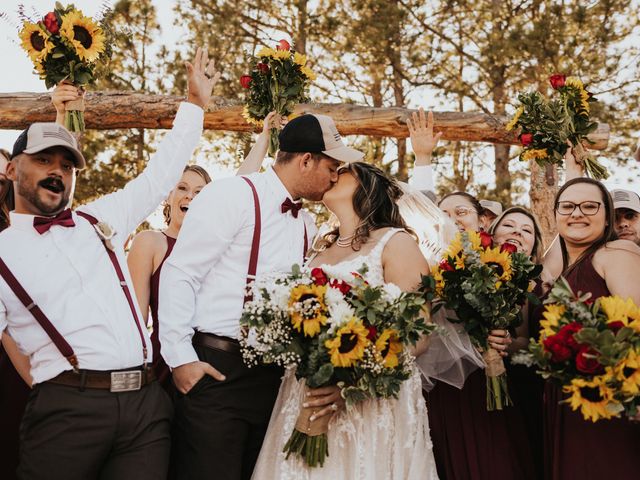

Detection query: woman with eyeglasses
(533, 177), (640, 480)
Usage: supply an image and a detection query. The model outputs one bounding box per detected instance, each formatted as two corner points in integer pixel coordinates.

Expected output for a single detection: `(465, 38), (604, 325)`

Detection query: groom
(159, 114), (363, 480)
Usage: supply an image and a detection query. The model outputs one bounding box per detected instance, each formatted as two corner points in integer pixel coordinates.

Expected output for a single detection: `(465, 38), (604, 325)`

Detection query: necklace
(336, 232), (356, 248)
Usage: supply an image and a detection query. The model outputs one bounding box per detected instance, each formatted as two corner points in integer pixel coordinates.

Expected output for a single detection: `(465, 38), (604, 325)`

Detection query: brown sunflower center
(579, 385), (603, 403)
(73, 25), (93, 48)
(30, 32), (45, 51)
(338, 333), (358, 353)
(487, 262), (504, 277)
(299, 293), (321, 319)
(623, 366), (637, 378)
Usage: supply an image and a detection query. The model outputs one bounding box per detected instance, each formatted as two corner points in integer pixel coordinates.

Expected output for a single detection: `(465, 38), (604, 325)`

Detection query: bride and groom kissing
(159, 113), (438, 479)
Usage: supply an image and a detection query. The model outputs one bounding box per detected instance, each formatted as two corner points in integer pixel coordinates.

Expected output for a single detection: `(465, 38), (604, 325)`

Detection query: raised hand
(407, 108), (443, 166)
(52, 83), (83, 125)
(261, 111), (287, 134)
(186, 47), (221, 110)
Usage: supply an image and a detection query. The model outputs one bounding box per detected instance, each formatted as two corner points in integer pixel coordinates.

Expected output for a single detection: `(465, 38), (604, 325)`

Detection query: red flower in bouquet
(311, 267), (328, 286)
(329, 279), (351, 295)
(607, 321), (625, 333)
(257, 62), (269, 74)
(439, 259), (454, 272)
(43, 12), (60, 34)
(500, 242), (518, 254)
(277, 39), (291, 51)
(365, 323), (378, 341)
(240, 75), (252, 89)
(549, 74), (566, 90)
(520, 133), (533, 146)
(543, 334), (573, 363)
(479, 231), (493, 249)
(558, 322), (583, 351)
(575, 346), (604, 374)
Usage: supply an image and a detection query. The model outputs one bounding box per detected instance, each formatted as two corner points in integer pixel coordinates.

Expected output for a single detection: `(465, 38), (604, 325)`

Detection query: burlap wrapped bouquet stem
(482, 348), (512, 410)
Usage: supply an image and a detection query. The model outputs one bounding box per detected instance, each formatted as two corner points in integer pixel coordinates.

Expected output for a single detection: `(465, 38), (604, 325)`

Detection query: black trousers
(172, 343), (283, 480)
(18, 380), (172, 480)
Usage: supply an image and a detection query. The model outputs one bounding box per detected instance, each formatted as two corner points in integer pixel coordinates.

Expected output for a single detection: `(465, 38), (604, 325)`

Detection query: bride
(251, 161), (439, 479)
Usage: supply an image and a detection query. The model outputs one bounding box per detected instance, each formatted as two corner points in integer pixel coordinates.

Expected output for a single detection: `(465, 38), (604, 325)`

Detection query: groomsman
(611, 188), (640, 246)
(160, 114), (363, 480)
(0, 47), (217, 480)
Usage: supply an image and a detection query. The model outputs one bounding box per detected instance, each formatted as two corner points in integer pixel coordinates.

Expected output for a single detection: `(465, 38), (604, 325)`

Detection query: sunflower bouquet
(431, 230), (542, 410)
(240, 264), (433, 467)
(524, 278), (640, 422)
(19, 2), (112, 131)
(240, 39), (317, 156)
(506, 74), (608, 180)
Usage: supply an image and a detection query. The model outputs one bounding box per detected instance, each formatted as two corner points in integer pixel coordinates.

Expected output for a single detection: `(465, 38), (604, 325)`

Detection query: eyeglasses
(452, 206), (475, 218)
(555, 201), (602, 216)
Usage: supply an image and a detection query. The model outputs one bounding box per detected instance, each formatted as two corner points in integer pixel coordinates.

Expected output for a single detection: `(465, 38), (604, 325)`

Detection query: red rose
(311, 267), (328, 286)
(329, 279), (351, 295)
(257, 62), (269, 74)
(240, 75), (252, 89)
(479, 231), (493, 249)
(43, 12), (59, 34)
(277, 39), (291, 51)
(365, 324), (377, 341)
(439, 259), (454, 272)
(520, 133), (533, 146)
(500, 242), (518, 254)
(543, 335), (573, 363)
(557, 322), (582, 352)
(575, 346), (604, 374)
(607, 321), (625, 333)
(549, 74), (566, 90)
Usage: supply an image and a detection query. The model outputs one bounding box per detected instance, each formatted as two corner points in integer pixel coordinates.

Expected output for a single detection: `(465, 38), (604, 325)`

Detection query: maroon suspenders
(0, 212), (148, 371)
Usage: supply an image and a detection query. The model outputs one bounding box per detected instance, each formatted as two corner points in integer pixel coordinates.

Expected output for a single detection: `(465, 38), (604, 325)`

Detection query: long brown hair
(319, 161), (414, 250)
(555, 177), (616, 276)
(0, 148), (13, 232)
(162, 165), (212, 225)
(489, 206), (544, 263)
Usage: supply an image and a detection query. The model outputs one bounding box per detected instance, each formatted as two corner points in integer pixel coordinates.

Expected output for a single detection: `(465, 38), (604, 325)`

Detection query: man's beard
(17, 176), (69, 215)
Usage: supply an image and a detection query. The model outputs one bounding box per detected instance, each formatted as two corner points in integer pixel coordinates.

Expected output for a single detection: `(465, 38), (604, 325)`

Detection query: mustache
(38, 177), (65, 193)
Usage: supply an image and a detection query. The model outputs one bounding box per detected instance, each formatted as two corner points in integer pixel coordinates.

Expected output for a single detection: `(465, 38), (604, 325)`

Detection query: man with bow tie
(0, 47), (218, 480)
(159, 113), (363, 480)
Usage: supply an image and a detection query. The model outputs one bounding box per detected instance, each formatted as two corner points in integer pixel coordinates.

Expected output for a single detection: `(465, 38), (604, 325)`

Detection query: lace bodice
(308, 228), (403, 287)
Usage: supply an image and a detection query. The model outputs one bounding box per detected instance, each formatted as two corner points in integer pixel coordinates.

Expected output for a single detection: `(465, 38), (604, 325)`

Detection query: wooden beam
(0, 91), (610, 149)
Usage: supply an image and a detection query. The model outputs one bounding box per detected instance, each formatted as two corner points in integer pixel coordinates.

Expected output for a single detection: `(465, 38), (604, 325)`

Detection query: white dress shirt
(409, 165), (435, 192)
(159, 167), (317, 368)
(0, 102), (203, 384)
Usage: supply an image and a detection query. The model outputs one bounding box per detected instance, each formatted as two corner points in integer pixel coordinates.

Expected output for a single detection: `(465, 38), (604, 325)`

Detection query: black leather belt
(193, 331), (241, 355)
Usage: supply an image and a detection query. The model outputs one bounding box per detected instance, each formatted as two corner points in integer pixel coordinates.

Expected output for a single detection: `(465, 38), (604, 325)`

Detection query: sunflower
(466, 230), (483, 251)
(375, 329), (403, 368)
(325, 317), (369, 368)
(432, 269), (445, 296)
(610, 349), (640, 396)
(444, 233), (464, 258)
(300, 65), (317, 81)
(454, 256), (466, 270)
(19, 22), (53, 62)
(272, 49), (291, 61)
(289, 284), (328, 337)
(565, 77), (590, 113)
(479, 247), (513, 282)
(242, 105), (264, 127)
(539, 304), (565, 338)
(293, 52), (307, 66)
(600, 295), (640, 332)
(521, 148), (548, 162)
(505, 106), (524, 132)
(257, 46), (276, 58)
(563, 375), (620, 422)
(59, 10), (105, 62)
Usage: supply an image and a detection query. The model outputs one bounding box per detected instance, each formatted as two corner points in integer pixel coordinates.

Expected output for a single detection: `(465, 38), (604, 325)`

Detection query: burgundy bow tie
(33, 208), (75, 234)
(281, 198), (302, 218)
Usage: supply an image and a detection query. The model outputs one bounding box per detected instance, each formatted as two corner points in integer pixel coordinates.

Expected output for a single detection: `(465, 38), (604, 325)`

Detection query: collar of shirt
(8, 211), (40, 233)
(263, 166), (297, 207)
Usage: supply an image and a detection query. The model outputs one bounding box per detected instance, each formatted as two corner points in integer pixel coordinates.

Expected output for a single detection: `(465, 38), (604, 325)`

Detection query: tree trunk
(529, 161), (558, 247)
(295, 0), (308, 54)
(0, 92), (610, 148)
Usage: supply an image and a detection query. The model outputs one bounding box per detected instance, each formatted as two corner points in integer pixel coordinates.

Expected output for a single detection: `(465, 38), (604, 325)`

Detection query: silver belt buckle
(110, 370), (142, 392)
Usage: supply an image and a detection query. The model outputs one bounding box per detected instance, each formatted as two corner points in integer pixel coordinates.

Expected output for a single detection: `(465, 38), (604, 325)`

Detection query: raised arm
(407, 108), (442, 192)
(236, 112), (285, 175)
(81, 48), (220, 240)
(51, 83), (83, 126)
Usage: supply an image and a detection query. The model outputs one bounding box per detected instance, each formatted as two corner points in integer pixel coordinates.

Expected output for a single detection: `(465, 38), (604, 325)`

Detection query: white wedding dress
(251, 228), (439, 480)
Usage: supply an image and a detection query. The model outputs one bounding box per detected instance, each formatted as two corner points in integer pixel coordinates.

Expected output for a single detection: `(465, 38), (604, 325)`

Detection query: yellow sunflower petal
(60, 10), (106, 63)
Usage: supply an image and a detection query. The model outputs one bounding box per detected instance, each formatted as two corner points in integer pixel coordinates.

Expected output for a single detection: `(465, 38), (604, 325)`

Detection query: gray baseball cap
(611, 189), (640, 214)
(12, 123), (86, 169)
(480, 199), (503, 217)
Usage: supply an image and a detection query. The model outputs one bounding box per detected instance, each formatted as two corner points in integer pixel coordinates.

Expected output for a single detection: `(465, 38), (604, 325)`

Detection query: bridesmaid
(425, 193), (537, 480)
(127, 111), (281, 387)
(538, 177), (640, 480)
